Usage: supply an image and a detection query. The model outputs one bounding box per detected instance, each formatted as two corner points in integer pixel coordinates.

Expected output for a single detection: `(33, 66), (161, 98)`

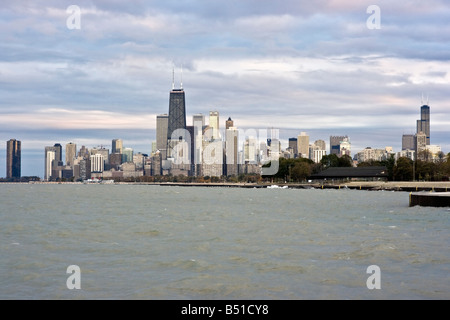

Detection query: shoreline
(2, 180), (450, 192)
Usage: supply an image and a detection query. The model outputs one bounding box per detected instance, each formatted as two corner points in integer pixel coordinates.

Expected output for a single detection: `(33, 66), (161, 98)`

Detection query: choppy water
(0, 184), (449, 299)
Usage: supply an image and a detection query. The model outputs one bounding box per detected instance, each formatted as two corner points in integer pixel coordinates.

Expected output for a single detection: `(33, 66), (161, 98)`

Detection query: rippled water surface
(0, 184), (448, 299)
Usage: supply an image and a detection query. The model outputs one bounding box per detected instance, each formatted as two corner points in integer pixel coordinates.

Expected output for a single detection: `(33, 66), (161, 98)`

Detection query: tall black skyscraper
(54, 143), (62, 163)
(167, 68), (187, 159)
(167, 88), (186, 141)
(6, 139), (21, 179)
(416, 103), (430, 145)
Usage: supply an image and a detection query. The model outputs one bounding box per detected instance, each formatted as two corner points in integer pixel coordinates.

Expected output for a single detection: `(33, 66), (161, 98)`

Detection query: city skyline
(3, 98), (444, 180)
(1, 1), (449, 176)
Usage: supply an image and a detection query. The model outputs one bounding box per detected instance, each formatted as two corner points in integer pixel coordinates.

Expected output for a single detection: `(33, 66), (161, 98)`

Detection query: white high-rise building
(309, 144), (327, 163)
(339, 137), (351, 157)
(45, 150), (55, 181)
(90, 153), (104, 173)
(193, 114), (205, 169)
(244, 138), (258, 163)
(209, 111), (220, 140)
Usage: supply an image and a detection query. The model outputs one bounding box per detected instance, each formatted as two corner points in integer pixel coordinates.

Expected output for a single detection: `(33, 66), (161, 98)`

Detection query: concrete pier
(409, 192), (450, 207)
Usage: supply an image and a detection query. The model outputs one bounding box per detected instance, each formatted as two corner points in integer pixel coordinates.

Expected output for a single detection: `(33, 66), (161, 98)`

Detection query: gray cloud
(1, 0), (449, 177)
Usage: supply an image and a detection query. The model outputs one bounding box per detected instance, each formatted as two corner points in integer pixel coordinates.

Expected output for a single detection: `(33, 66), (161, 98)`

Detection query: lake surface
(0, 184), (448, 299)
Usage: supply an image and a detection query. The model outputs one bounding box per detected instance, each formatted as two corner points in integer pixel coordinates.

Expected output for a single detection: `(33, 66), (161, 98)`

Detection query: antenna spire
(421, 92), (424, 105)
(172, 65), (175, 90)
(427, 93), (429, 105)
(181, 64), (183, 89)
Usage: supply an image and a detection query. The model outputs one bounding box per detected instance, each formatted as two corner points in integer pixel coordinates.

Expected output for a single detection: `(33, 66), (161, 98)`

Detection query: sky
(1, 0), (449, 178)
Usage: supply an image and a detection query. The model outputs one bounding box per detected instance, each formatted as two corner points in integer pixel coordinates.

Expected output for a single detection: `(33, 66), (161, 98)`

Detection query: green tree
(320, 154), (352, 168)
(338, 155), (353, 167)
(383, 154), (396, 181)
(320, 154), (340, 168)
(291, 162), (311, 182)
(393, 157), (413, 181)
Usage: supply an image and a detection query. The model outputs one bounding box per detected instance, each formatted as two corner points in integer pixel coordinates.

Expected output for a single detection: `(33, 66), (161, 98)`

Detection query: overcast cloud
(0, 0), (449, 177)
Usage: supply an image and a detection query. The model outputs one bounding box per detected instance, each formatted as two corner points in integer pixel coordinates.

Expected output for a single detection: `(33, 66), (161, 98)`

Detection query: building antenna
(421, 92), (424, 105)
(427, 93), (429, 105)
(180, 64), (183, 89)
(172, 64), (175, 90)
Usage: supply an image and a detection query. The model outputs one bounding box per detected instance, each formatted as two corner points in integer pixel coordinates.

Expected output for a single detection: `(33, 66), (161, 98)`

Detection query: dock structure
(409, 192), (450, 207)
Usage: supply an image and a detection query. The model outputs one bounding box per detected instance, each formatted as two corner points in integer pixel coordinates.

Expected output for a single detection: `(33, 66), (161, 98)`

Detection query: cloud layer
(1, 0), (449, 177)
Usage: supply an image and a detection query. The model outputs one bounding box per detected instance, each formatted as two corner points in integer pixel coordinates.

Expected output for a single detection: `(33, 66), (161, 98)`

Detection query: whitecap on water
(388, 226), (397, 229)
(10, 242), (20, 245)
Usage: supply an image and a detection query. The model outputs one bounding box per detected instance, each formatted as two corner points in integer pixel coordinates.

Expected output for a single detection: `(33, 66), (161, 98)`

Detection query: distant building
(416, 103), (430, 145)
(396, 149), (415, 161)
(112, 139), (123, 154)
(66, 142), (77, 168)
(6, 139), (21, 179)
(244, 138), (258, 163)
(402, 134), (415, 151)
(151, 151), (162, 176)
(339, 137), (351, 157)
(133, 153), (147, 171)
(193, 114), (205, 176)
(297, 132), (309, 158)
(73, 158), (91, 181)
(109, 153), (122, 171)
(45, 149), (55, 181)
(415, 132), (427, 153)
(330, 136), (347, 156)
(266, 139), (279, 162)
(309, 144), (326, 163)
(225, 127), (239, 176)
(225, 117), (234, 130)
(44, 144), (62, 181)
(122, 148), (133, 163)
(209, 111), (220, 140)
(288, 138), (298, 157)
(202, 140), (223, 177)
(314, 140), (326, 151)
(356, 147), (386, 163)
(54, 143), (62, 163)
(156, 114), (168, 160)
(167, 84), (186, 158)
(78, 145), (89, 159)
(193, 114), (205, 127)
(90, 153), (104, 173)
(425, 145), (442, 161)
(284, 147), (295, 159)
(97, 148), (110, 169)
(122, 162), (139, 178)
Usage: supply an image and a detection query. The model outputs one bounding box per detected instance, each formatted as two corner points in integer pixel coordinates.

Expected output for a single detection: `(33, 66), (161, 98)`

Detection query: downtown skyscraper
(167, 75), (186, 157)
(156, 114), (168, 160)
(417, 102), (430, 145)
(66, 142), (77, 168)
(6, 139), (21, 179)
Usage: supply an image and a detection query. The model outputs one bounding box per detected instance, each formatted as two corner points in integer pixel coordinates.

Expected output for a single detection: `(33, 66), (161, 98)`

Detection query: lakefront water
(0, 184), (448, 299)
